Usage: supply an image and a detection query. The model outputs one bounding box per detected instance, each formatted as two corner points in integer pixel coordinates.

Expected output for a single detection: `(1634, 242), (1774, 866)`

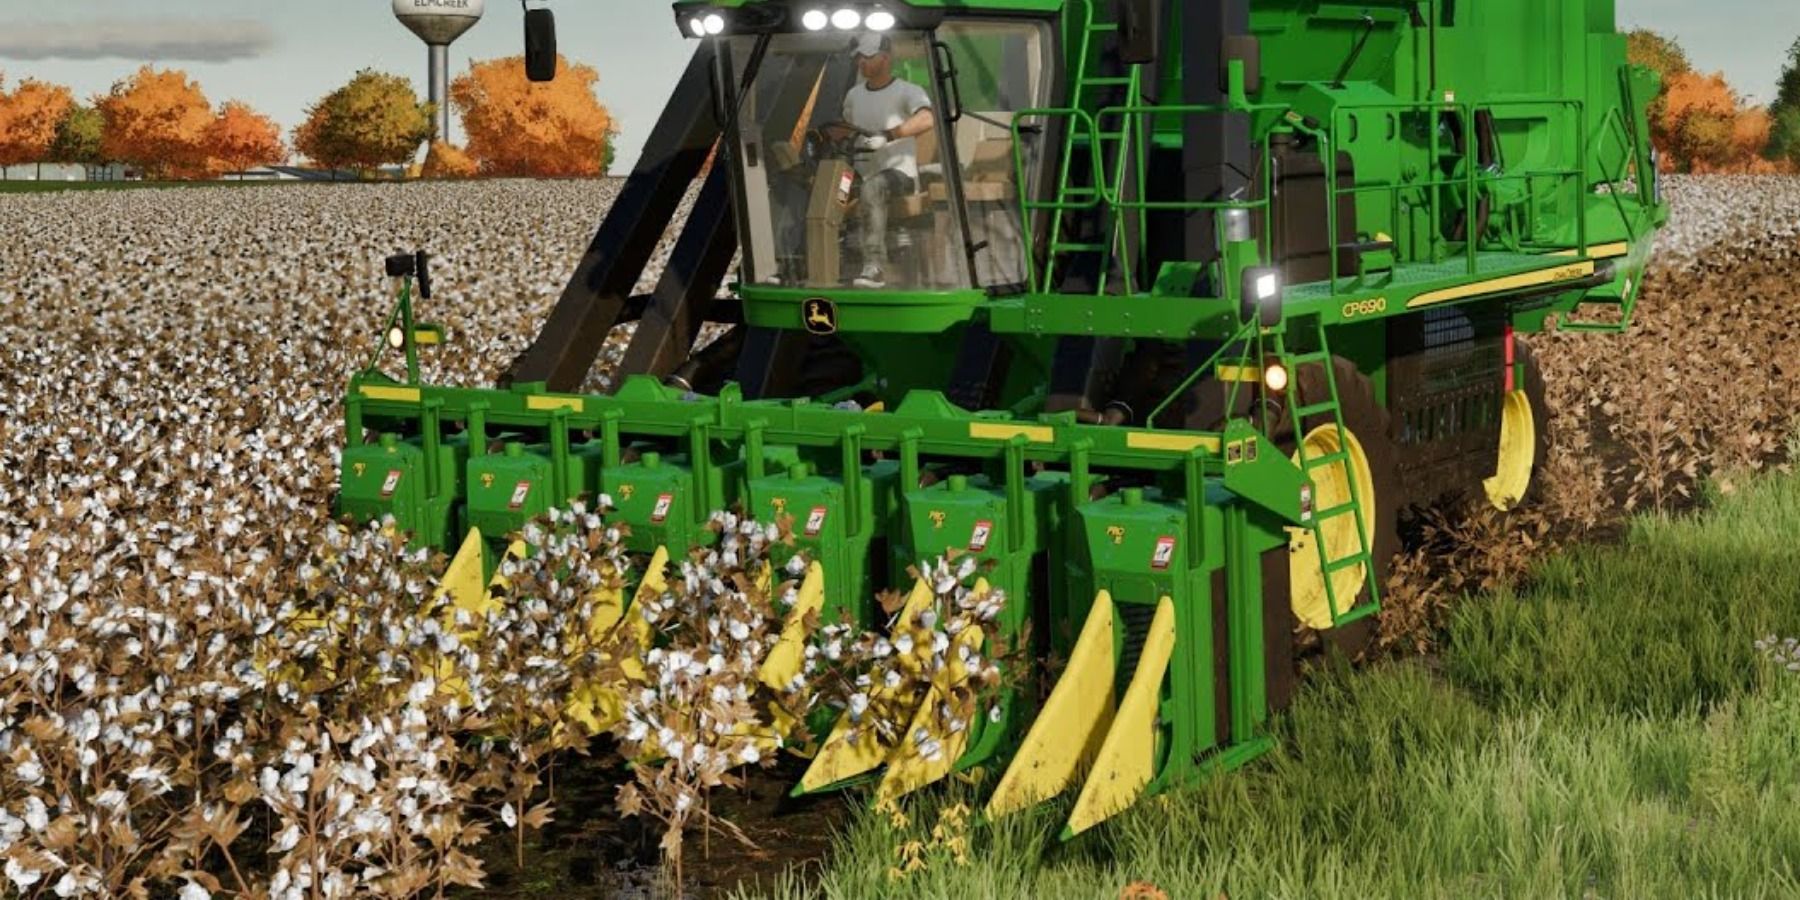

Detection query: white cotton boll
(883, 669), (902, 689)
(271, 824), (300, 853)
(848, 692), (869, 718)
(894, 633), (914, 655)
(500, 803), (517, 828)
(6, 859), (43, 890)
(178, 881), (212, 900)
(932, 631), (950, 655)
(728, 619), (750, 641)
(14, 761), (43, 786)
(738, 744), (761, 765)
(22, 797), (48, 833)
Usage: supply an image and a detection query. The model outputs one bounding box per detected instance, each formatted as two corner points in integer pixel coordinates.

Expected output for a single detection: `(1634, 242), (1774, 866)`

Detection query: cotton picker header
(339, 0), (1666, 837)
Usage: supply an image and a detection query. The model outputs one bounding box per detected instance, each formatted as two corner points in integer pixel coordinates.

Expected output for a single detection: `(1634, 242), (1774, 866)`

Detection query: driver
(836, 34), (935, 289)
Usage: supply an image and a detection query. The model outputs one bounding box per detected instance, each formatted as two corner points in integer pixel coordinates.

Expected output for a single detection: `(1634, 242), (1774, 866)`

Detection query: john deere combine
(340, 0), (1666, 837)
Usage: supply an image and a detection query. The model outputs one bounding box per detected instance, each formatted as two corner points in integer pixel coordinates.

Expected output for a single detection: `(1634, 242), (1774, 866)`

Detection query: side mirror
(1117, 0), (1161, 66)
(525, 8), (558, 82)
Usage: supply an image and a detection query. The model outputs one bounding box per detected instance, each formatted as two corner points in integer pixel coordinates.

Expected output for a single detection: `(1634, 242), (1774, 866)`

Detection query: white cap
(853, 34), (892, 58)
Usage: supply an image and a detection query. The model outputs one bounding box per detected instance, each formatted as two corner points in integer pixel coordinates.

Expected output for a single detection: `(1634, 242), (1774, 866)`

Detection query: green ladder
(1268, 316), (1382, 626)
(1038, 0), (1146, 296)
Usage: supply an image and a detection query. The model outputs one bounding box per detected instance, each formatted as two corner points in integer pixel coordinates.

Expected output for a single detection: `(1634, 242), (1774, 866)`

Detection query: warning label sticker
(969, 519), (993, 552)
(380, 469), (402, 498)
(1151, 536), (1177, 570)
(651, 493), (673, 524)
(509, 481), (532, 510)
(805, 506), (828, 536)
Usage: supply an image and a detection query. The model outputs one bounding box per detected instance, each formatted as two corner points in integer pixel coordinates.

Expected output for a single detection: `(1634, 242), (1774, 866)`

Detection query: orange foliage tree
(206, 101), (285, 177)
(450, 54), (612, 177)
(422, 141), (478, 179)
(0, 74), (75, 177)
(1657, 71), (1782, 174)
(97, 67), (216, 178)
(1628, 30), (1783, 174)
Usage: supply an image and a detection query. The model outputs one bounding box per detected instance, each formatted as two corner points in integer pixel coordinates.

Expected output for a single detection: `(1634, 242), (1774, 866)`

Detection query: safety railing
(1012, 93), (1611, 298)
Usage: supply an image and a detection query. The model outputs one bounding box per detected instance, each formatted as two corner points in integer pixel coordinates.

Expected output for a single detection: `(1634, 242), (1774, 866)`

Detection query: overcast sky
(0, 1), (1792, 174)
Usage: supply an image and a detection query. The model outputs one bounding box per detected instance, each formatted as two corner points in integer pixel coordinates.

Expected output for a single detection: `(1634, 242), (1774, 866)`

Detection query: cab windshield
(721, 21), (1052, 292)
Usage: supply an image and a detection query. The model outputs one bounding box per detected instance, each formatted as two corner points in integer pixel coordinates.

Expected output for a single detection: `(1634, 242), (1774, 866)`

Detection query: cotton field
(1, 176), (1798, 897)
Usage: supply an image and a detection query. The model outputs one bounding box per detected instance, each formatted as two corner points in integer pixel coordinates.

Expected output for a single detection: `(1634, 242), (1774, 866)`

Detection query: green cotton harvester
(339, 0), (1667, 837)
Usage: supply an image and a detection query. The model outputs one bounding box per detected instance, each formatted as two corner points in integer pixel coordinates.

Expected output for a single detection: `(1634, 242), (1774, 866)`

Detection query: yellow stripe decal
(526, 395), (585, 413)
(360, 385), (421, 403)
(1407, 260), (1595, 310)
(413, 330), (441, 346)
(970, 423), (1054, 443)
(1549, 241), (1629, 260)
(1127, 432), (1222, 454)
(1215, 365), (1261, 383)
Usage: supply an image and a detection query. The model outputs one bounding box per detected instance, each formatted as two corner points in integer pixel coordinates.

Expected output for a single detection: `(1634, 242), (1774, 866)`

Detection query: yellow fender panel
(797, 576), (934, 792)
(1063, 596), (1176, 839)
(1484, 389), (1536, 511)
(758, 561), (827, 691)
(986, 590), (1118, 820)
(875, 578), (993, 804)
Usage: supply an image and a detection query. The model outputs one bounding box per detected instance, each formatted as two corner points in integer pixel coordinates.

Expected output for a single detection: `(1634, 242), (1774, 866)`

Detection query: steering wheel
(805, 120), (875, 166)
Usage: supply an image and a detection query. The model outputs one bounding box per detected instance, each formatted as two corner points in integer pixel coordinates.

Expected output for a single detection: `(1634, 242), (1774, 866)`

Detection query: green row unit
(338, 374), (1305, 790)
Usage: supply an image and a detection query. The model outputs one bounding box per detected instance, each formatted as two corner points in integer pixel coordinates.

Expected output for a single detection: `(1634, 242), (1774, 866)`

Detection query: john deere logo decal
(803, 298), (838, 335)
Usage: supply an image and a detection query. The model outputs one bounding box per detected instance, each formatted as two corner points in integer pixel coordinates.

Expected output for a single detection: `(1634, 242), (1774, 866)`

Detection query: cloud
(0, 19), (276, 63)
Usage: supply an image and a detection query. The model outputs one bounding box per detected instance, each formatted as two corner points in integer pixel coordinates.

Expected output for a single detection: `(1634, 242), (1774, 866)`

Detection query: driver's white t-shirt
(843, 78), (932, 181)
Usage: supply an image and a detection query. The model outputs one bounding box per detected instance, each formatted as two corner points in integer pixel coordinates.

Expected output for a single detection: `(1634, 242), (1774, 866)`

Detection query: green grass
(753, 473), (1800, 899)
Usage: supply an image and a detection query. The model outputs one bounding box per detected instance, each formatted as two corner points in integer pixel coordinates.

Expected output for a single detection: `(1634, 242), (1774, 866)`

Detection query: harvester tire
(1273, 357), (1400, 662)
(1480, 338), (1550, 511)
(1181, 357), (1400, 665)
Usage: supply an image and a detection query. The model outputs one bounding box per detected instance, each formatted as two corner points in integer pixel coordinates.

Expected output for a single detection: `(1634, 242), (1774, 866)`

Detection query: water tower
(392, 0), (486, 144)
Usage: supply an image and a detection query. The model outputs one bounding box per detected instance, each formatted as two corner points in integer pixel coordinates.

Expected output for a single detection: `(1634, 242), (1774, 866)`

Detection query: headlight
(866, 9), (896, 31)
(1240, 265), (1283, 327)
(386, 327), (406, 350)
(687, 17), (706, 37)
(1263, 362), (1289, 393)
(801, 9), (829, 30)
(702, 12), (727, 35)
(831, 8), (862, 29)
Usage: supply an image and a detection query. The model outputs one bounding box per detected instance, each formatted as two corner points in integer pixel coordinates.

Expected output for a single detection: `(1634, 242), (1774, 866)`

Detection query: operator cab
(713, 16), (1055, 293)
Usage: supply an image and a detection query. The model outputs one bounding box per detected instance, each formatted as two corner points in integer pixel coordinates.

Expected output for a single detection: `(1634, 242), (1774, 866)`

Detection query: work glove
(856, 133), (890, 152)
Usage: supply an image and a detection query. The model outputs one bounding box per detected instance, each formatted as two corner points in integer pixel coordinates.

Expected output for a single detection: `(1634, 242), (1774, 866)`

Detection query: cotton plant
(458, 499), (633, 870)
(810, 551), (1015, 777)
(609, 510), (806, 894)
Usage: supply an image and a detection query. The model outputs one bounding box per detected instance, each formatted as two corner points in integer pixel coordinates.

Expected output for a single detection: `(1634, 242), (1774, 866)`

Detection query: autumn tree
(1657, 71), (1778, 173)
(52, 104), (105, 178)
(97, 67), (215, 179)
(1768, 37), (1800, 166)
(450, 54), (612, 177)
(294, 69), (434, 174)
(206, 101), (285, 178)
(422, 141), (478, 179)
(0, 75), (74, 179)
